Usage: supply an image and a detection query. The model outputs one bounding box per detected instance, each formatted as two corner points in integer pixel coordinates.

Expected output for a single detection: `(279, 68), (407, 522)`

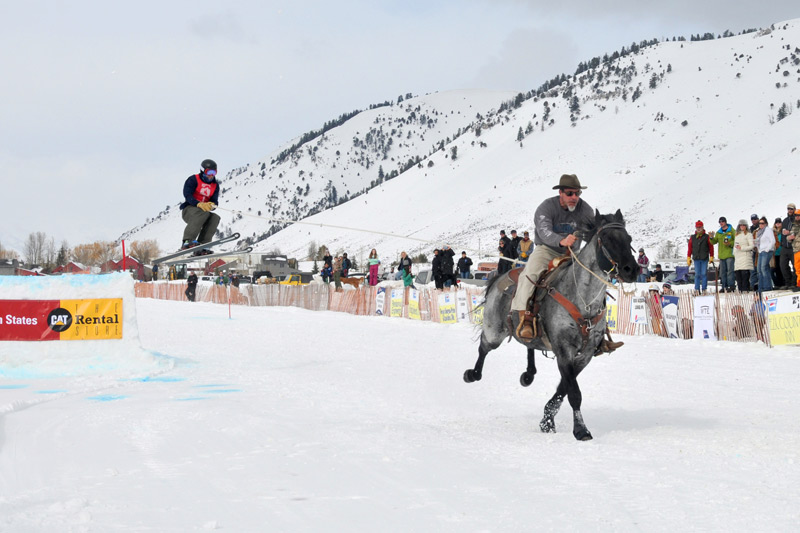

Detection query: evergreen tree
(517, 127), (524, 142)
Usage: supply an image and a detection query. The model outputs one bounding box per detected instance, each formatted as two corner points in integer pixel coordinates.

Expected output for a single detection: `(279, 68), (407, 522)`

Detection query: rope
(215, 206), (525, 266)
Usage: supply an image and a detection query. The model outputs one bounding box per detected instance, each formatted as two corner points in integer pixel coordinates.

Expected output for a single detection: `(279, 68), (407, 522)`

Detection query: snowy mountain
(122, 20), (800, 265)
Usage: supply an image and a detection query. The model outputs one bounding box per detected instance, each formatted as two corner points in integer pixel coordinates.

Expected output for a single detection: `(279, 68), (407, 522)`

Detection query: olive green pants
(181, 206), (220, 244)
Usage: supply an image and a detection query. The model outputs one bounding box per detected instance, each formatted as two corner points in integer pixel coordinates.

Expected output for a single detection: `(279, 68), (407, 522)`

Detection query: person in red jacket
(687, 220), (714, 293)
(179, 159), (221, 254)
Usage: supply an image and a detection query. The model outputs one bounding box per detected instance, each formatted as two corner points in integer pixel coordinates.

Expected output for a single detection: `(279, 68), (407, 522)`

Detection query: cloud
(471, 27), (580, 91)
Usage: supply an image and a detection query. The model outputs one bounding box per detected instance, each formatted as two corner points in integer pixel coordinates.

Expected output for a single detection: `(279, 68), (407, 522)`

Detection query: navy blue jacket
(180, 174), (220, 210)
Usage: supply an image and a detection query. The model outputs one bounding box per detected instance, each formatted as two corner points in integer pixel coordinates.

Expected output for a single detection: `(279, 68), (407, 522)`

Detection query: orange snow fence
(135, 282), (777, 346)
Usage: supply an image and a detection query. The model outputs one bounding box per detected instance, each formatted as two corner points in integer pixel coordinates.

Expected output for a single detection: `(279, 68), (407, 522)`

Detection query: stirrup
(515, 311), (536, 340)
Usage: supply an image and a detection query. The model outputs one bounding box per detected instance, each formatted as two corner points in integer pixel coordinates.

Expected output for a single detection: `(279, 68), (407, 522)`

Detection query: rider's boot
(596, 328), (624, 356)
(516, 310), (535, 340)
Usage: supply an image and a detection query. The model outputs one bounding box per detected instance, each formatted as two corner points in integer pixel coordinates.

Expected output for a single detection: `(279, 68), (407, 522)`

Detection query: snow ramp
(0, 273), (171, 378)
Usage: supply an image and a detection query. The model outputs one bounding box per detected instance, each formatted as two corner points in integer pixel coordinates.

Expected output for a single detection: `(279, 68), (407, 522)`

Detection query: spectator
(710, 216), (736, 292)
(772, 218), (785, 288)
(662, 281), (674, 296)
(509, 230), (521, 261)
(397, 251), (412, 281)
(749, 214), (760, 290)
(733, 219), (755, 292)
(231, 272), (240, 288)
(367, 249), (381, 286)
(637, 248), (650, 282)
(756, 216), (775, 292)
(398, 251), (416, 290)
(651, 264), (664, 282)
(322, 248), (333, 272)
(498, 231), (513, 274)
(185, 272), (198, 302)
(341, 253), (351, 277)
(789, 211), (800, 291)
(457, 251), (473, 279)
(431, 249), (444, 290)
(439, 246), (457, 288)
(517, 231), (534, 262)
(687, 220), (714, 294)
(320, 264), (332, 283)
(333, 255), (344, 291)
(780, 203), (797, 288)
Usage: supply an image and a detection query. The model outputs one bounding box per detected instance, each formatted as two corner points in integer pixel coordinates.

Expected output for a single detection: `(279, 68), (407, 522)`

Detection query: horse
(463, 209), (638, 440)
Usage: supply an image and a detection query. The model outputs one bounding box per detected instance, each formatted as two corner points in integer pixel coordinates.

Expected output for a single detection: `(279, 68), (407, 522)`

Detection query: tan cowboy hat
(552, 174), (587, 190)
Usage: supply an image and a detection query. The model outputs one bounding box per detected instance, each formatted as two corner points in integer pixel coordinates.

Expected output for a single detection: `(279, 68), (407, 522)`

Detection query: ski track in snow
(1, 297), (799, 531)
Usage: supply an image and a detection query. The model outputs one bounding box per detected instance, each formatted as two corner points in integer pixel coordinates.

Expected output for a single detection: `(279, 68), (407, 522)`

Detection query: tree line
(0, 233), (161, 273)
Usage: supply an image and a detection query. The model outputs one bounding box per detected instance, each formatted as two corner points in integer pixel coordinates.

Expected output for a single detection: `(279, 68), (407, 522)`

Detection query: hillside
(122, 20), (800, 266)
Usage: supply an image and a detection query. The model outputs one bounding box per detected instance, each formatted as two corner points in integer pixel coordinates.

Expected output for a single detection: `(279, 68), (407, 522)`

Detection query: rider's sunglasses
(561, 189), (581, 197)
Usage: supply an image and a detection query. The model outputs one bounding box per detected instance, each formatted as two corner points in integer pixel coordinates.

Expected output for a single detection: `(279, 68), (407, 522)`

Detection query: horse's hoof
(539, 418), (556, 433)
(519, 372), (534, 387)
(574, 429), (593, 441)
(463, 369), (481, 383)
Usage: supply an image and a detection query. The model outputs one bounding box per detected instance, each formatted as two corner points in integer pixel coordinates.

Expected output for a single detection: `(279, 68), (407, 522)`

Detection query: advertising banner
(630, 297), (648, 325)
(375, 287), (386, 316)
(605, 296), (619, 331)
(0, 299), (123, 341)
(456, 290), (469, 322)
(661, 295), (680, 338)
(470, 295), (484, 325)
(766, 294), (800, 346)
(693, 295), (716, 340)
(437, 293), (457, 324)
(389, 289), (404, 318)
(408, 289), (421, 320)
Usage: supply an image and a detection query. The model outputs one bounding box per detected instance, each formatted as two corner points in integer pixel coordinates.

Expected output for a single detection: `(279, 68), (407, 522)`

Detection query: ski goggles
(204, 169), (217, 177)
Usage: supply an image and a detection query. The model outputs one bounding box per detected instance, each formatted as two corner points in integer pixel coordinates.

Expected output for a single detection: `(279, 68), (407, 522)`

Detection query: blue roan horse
(464, 210), (638, 440)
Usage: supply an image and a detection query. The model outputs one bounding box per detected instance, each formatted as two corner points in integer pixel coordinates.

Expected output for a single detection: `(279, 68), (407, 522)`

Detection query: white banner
(630, 297), (648, 325)
(693, 295), (716, 340)
(456, 290), (469, 322)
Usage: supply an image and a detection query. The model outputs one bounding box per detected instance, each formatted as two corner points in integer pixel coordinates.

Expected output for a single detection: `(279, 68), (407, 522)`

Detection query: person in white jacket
(733, 219), (755, 291)
(755, 216), (775, 292)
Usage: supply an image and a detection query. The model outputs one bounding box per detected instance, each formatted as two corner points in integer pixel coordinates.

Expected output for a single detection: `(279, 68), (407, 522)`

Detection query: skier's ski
(159, 246), (253, 266)
(152, 233), (241, 265)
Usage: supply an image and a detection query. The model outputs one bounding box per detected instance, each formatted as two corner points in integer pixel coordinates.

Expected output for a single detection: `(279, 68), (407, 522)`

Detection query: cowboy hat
(552, 174), (587, 190)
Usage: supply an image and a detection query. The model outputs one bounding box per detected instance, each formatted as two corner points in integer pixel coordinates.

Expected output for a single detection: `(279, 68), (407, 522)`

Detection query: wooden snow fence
(135, 281), (775, 346)
(611, 288), (770, 344)
(135, 281), (485, 323)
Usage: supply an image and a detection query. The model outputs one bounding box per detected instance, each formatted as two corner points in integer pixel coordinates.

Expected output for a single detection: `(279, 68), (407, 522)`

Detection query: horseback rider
(510, 174), (623, 353)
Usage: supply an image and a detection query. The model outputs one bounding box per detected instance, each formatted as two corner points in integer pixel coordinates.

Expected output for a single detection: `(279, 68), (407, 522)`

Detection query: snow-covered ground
(2, 297), (799, 531)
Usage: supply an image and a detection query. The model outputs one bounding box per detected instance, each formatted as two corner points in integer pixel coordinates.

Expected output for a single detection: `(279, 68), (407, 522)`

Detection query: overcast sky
(1, 0), (797, 253)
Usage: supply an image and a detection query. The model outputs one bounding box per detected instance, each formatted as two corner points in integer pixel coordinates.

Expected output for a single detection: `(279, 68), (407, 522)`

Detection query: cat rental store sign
(0, 299), (123, 341)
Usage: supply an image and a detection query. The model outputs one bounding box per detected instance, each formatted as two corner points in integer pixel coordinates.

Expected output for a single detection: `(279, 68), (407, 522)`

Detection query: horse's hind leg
(519, 347), (537, 387)
(464, 336), (497, 383)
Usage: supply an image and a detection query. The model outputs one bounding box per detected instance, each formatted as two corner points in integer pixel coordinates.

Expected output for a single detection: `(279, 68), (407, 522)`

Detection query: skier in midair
(180, 159), (220, 255)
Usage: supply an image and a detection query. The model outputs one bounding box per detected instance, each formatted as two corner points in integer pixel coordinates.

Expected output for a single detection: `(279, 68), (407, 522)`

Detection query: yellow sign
(390, 290), (404, 317)
(605, 297), (619, 332)
(61, 299), (123, 340)
(408, 290), (421, 320)
(768, 311), (800, 346)
(438, 294), (457, 324)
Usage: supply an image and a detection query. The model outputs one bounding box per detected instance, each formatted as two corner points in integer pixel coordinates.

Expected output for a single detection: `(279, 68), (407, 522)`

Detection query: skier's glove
(197, 202), (215, 212)
(687, 257), (692, 266)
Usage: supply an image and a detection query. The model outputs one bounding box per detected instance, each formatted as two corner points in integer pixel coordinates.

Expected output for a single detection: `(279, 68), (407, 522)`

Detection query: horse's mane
(580, 211), (625, 242)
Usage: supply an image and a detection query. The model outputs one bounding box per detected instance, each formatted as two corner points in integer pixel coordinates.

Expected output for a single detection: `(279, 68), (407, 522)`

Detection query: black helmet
(201, 159), (217, 171)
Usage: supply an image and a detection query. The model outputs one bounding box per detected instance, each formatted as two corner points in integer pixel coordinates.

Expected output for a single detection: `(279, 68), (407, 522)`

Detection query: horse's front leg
(539, 379), (567, 433)
(520, 347), (537, 387)
(565, 359), (593, 441)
